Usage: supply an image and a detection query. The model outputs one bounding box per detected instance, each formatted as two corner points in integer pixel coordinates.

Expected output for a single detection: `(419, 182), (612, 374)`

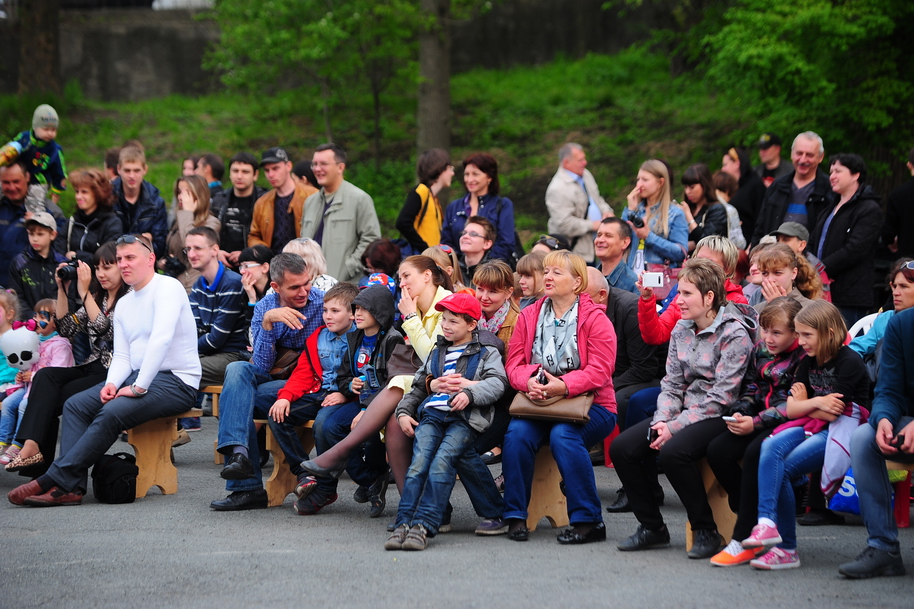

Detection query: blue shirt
(317, 324), (354, 391)
(606, 259), (639, 294)
(250, 288), (325, 373)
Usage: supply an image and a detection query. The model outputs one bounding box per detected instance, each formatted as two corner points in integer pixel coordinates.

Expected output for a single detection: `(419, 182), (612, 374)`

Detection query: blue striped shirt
(190, 263), (249, 355)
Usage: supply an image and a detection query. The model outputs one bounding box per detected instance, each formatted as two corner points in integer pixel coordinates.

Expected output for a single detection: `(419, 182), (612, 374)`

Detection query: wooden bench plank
(127, 408), (203, 499)
(254, 419), (315, 507)
(526, 447), (569, 531)
(685, 459), (736, 552)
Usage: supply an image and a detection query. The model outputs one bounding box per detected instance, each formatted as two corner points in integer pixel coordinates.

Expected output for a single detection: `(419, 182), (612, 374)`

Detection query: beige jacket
(545, 168), (612, 262)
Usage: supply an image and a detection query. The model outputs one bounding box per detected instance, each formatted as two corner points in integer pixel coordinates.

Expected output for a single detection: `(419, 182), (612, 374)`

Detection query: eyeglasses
(536, 235), (561, 251)
(460, 230), (485, 239)
(182, 245), (210, 255)
(437, 244), (454, 254)
(116, 234), (153, 253)
(310, 161), (340, 169)
(904, 261), (914, 271)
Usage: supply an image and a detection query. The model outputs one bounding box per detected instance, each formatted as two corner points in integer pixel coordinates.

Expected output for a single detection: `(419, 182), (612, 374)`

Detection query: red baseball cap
(434, 292), (481, 321)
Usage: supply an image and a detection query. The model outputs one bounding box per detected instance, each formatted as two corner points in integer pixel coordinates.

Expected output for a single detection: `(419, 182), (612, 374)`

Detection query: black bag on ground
(92, 452), (138, 504)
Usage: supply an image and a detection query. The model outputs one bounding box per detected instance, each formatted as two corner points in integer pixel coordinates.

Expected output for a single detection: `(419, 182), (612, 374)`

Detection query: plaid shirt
(250, 288), (325, 373)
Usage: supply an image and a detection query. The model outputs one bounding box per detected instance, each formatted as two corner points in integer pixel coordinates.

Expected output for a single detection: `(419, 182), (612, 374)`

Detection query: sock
(724, 539), (744, 555)
(35, 474), (55, 494)
(231, 446), (249, 457)
(758, 517), (776, 528)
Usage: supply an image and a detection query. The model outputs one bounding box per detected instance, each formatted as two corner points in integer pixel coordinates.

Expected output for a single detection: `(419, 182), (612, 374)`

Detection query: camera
(641, 271), (666, 288)
(162, 255), (186, 278)
(630, 215), (644, 229)
(57, 258), (80, 281)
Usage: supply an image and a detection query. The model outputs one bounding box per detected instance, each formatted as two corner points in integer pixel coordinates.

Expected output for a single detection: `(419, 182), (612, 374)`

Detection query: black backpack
(92, 452), (139, 504)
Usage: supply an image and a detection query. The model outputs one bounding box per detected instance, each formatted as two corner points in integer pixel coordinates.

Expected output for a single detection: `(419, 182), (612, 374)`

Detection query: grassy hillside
(2, 48), (752, 243)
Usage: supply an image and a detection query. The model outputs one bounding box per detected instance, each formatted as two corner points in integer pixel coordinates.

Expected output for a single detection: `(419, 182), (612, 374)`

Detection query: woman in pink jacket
(502, 251), (617, 545)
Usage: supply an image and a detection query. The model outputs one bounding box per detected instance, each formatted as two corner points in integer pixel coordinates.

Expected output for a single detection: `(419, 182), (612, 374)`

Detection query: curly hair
(69, 168), (115, 212)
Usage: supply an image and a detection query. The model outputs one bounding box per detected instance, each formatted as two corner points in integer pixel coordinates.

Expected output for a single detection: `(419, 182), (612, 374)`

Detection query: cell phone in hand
(535, 365), (547, 385)
(647, 427), (659, 442)
(722, 416), (737, 423)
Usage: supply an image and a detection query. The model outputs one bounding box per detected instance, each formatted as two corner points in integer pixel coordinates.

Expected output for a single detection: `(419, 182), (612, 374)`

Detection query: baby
(0, 104), (67, 202)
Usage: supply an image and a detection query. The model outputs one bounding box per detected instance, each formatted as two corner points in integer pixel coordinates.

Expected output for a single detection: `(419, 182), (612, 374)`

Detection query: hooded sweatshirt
(653, 301), (758, 434)
(336, 285), (404, 406)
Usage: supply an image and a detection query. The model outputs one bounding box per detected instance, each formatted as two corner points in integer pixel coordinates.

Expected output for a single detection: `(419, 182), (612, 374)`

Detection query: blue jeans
(757, 427), (828, 550)
(503, 405), (616, 525)
(313, 401), (387, 490)
(396, 407), (477, 535)
(216, 361), (281, 492)
(47, 371), (196, 493)
(0, 388), (25, 443)
(267, 390), (327, 477)
(625, 386), (661, 430)
(852, 417), (914, 552)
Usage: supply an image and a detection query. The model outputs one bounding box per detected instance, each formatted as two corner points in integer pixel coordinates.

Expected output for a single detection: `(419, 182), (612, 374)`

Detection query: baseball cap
(25, 211), (57, 232)
(260, 147), (290, 166)
(771, 221), (809, 242)
(757, 133), (782, 150)
(434, 292), (481, 321)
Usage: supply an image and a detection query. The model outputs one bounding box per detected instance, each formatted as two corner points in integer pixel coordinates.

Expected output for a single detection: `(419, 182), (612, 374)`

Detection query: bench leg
(128, 417), (179, 499)
(526, 447), (569, 531)
(264, 425), (315, 508)
(686, 459), (737, 552)
(893, 473), (911, 529)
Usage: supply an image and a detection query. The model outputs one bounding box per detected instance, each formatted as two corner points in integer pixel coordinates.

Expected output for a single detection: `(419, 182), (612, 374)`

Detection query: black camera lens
(57, 261), (79, 281)
(631, 216), (644, 229)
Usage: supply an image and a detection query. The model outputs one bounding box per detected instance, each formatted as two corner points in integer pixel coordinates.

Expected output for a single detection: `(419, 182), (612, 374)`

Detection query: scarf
(479, 300), (509, 334)
(532, 297), (580, 376)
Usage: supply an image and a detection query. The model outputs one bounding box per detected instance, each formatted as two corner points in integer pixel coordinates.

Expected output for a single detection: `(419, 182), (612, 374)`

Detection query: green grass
(2, 47), (753, 241)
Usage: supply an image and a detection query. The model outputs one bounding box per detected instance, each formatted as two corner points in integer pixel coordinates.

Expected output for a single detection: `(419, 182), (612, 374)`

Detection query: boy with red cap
(385, 292), (508, 551)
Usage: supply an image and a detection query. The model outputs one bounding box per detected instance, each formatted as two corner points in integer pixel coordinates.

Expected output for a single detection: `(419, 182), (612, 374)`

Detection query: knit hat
(434, 292), (481, 320)
(32, 104), (59, 132)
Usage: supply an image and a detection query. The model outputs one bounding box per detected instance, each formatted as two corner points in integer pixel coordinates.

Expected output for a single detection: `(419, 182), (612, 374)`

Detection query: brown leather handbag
(269, 347), (302, 380)
(386, 344), (423, 377)
(509, 392), (594, 425)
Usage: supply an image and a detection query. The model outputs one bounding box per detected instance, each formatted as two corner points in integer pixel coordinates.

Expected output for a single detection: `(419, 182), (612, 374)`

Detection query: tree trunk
(18, 0), (62, 96)
(417, 0), (451, 154)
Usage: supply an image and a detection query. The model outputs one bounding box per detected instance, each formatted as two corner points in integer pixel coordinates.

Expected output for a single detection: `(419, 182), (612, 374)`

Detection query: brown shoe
(8, 479), (43, 505)
(23, 486), (83, 507)
(5, 452), (45, 472)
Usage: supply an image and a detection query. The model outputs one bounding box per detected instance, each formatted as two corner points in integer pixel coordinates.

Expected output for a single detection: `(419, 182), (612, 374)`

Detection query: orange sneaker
(710, 541), (765, 567)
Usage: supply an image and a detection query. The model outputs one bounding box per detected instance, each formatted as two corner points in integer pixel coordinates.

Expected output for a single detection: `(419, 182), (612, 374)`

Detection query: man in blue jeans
(840, 307), (914, 578)
(211, 253), (324, 511)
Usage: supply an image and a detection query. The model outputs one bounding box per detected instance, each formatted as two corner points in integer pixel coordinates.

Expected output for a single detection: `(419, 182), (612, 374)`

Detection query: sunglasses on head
(904, 260), (914, 271)
(116, 234), (153, 253)
(536, 235), (561, 251)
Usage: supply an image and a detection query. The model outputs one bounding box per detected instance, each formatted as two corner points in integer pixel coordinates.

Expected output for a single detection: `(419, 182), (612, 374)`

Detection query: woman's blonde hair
(543, 250), (588, 295)
(422, 245), (464, 291)
(678, 258), (727, 311)
(694, 235), (738, 278)
(640, 159), (673, 239)
(283, 238), (329, 277)
(174, 174), (212, 226)
(795, 300), (847, 362)
(0, 289), (19, 324)
(755, 243), (823, 300)
(516, 251), (546, 297)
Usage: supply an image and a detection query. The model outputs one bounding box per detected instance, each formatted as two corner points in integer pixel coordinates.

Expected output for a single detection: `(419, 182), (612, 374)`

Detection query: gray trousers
(46, 370), (196, 493)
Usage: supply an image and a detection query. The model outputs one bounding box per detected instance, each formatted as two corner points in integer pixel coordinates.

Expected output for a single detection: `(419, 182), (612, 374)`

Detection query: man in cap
(248, 147), (312, 254)
(754, 133), (793, 188)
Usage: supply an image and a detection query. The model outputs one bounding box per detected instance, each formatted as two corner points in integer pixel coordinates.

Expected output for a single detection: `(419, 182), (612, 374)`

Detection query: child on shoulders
(385, 293), (507, 551)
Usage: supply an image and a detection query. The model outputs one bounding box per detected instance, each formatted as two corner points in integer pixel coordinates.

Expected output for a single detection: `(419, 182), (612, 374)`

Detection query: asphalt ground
(2, 418), (912, 609)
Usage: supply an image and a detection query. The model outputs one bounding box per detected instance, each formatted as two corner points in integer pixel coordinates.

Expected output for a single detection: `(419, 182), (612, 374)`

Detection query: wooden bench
(888, 461), (914, 528)
(526, 447), (570, 531)
(685, 459), (737, 552)
(126, 408), (203, 499)
(253, 419), (315, 507)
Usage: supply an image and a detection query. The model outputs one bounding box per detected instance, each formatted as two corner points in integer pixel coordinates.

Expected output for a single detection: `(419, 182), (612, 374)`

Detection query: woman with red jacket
(502, 251), (617, 544)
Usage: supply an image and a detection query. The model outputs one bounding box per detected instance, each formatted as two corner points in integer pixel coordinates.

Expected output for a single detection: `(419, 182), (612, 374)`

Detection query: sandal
(5, 451), (44, 472)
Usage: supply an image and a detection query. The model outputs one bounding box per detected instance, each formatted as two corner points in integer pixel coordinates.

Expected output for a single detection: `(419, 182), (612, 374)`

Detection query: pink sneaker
(741, 523), (782, 548)
(0, 445), (20, 466)
(750, 547), (800, 570)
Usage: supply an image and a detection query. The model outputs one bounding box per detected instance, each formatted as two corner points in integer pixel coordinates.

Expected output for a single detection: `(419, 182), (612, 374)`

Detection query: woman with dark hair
(677, 164), (728, 253)
(362, 238), (403, 279)
(5, 242), (130, 473)
(722, 147), (766, 242)
(65, 169), (124, 262)
(809, 153), (883, 326)
(396, 149), (454, 253)
(162, 174), (221, 292)
(441, 152), (517, 264)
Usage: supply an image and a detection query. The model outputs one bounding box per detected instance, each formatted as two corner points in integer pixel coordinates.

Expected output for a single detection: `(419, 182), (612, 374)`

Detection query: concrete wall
(1, 1), (659, 101)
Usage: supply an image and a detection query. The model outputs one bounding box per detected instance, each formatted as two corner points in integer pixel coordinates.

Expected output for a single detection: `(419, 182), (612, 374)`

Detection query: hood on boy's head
(352, 285), (395, 330)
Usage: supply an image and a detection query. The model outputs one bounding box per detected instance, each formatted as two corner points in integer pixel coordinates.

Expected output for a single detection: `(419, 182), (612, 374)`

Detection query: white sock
(724, 539), (744, 556)
(758, 517), (776, 528)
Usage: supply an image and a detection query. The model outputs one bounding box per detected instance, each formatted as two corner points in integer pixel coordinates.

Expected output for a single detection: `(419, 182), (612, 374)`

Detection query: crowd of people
(1, 107), (913, 577)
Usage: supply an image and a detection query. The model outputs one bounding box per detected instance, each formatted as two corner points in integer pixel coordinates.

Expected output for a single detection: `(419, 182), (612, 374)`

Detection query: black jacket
(730, 171), (766, 244)
(337, 285), (405, 406)
(751, 169), (831, 246)
(881, 176), (914, 259)
(809, 185), (883, 308)
(605, 287), (663, 388)
(689, 201), (729, 244)
(212, 185), (267, 254)
(66, 209), (124, 262)
(112, 178), (169, 258)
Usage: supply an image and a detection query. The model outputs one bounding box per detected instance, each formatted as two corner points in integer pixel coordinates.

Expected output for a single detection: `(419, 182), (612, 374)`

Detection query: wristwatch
(130, 383), (148, 397)
(404, 312), (418, 322)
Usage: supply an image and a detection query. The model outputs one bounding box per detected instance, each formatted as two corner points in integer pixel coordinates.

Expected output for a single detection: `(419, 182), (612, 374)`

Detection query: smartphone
(642, 272), (666, 288)
(535, 365), (547, 385)
(722, 416), (737, 423)
(647, 427), (659, 442)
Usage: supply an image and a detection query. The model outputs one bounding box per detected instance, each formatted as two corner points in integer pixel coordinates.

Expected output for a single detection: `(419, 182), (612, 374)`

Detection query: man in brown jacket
(248, 147), (317, 253)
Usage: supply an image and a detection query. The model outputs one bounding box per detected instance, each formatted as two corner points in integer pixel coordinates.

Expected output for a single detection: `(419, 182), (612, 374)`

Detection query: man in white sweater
(8, 234), (202, 507)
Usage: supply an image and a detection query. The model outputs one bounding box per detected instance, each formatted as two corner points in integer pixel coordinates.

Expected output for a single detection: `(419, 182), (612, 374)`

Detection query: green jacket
(299, 180), (381, 284)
